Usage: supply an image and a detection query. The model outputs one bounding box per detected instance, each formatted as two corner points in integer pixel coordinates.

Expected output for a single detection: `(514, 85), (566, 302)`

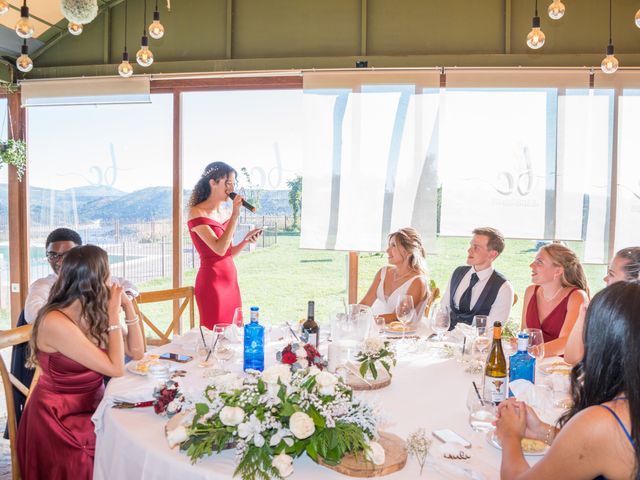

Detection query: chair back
(133, 286), (195, 348)
(423, 286), (441, 319)
(0, 325), (41, 480)
(513, 292), (519, 306)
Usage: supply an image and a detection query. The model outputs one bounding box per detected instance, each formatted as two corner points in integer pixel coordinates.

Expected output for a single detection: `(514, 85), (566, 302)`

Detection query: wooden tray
(346, 368), (391, 391)
(317, 431), (407, 477)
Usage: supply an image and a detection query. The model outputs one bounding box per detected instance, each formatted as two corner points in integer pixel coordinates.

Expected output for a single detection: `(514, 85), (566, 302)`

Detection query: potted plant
(0, 139), (26, 181)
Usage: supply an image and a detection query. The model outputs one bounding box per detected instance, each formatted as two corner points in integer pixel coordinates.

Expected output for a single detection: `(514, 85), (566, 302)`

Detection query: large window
(0, 98), (8, 328)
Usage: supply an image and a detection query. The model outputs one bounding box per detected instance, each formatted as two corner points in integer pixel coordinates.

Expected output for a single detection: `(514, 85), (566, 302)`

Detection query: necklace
(393, 269), (414, 283)
(542, 286), (563, 302)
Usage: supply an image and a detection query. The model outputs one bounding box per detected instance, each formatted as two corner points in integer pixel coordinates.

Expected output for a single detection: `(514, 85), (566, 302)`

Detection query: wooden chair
(423, 286), (441, 319)
(132, 286), (195, 348)
(0, 325), (41, 480)
(513, 292), (519, 306)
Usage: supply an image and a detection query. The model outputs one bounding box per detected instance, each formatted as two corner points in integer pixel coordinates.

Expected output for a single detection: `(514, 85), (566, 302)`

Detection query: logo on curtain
(495, 146), (535, 197)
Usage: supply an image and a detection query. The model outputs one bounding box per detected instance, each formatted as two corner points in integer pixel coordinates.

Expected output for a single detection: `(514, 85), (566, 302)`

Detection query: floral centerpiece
(153, 380), (186, 417)
(355, 338), (396, 380)
(168, 365), (383, 479)
(276, 342), (327, 371)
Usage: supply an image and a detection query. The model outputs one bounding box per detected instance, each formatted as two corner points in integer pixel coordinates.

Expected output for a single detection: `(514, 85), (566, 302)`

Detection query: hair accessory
(202, 166), (219, 178)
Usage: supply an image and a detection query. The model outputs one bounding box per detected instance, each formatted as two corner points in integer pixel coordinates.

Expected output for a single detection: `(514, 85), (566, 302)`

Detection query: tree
(287, 175), (302, 230)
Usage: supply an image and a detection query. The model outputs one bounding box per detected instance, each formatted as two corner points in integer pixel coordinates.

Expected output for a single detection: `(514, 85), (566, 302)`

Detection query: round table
(94, 330), (534, 480)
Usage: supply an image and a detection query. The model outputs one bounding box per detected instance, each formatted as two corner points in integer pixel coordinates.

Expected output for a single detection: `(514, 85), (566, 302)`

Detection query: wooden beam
(360, 0), (367, 57)
(7, 92), (29, 327)
(504, 0), (511, 55)
(348, 252), (358, 304)
(150, 75), (302, 92)
(226, 0), (233, 60)
(172, 90), (183, 330)
(103, 6), (111, 64)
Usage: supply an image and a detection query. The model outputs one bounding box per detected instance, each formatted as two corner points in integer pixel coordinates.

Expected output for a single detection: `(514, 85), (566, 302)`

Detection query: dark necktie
(458, 273), (479, 313)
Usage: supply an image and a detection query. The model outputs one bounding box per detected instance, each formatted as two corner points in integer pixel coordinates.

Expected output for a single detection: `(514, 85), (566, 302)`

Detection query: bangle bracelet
(108, 324), (121, 332)
(124, 316), (139, 325)
(544, 424), (556, 445)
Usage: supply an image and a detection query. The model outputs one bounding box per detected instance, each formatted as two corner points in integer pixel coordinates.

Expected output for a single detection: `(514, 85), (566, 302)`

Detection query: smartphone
(159, 352), (193, 363)
(432, 429), (472, 448)
(248, 228), (264, 241)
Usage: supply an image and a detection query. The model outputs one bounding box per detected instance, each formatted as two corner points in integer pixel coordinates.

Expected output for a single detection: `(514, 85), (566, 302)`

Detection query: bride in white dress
(360, 227), (431, 324)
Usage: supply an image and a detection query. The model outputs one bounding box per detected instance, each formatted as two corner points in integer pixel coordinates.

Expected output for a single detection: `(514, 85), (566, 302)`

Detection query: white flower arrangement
(355, 339), (397, 380)
(61, 0), (99, 25)
(406, 428), (432, 476)
(171, 366), (381, 479)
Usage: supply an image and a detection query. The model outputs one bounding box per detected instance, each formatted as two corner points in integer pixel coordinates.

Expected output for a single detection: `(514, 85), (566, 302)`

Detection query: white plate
(486, 431), (548, 456)
(384, 324), (418, 335)
(538, 360), (572, 376)
(125, 355), (161, 376)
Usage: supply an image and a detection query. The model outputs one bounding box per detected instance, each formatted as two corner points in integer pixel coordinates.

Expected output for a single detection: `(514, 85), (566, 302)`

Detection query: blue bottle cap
(250, 306), (259, 311)
(518, 332), (530, 340)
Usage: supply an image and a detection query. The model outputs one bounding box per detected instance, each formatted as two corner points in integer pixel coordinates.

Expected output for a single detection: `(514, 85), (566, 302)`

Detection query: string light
(148, 0), (164, 39)
(16, 39), (33, 73)
(15, 0), (34, 39)
(118, 0), (134, 77)
(527, 0), (545, 49)
(601, 0), (618, 74)
(548, 0), (565, 20)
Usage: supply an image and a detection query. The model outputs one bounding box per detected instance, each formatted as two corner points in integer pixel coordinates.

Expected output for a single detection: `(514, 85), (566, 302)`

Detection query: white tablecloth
(94, 329), (547, 480)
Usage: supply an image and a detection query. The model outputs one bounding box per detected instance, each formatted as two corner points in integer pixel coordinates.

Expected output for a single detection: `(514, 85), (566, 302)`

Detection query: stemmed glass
(395, 295), (415, 351)
(213, 324), (234, 373)
(524, 328), (545, 362)
(430, 304), (450, 342)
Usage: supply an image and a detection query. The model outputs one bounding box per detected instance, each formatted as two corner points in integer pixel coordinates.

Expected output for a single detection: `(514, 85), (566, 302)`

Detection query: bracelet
(108, 324), (122, 332)
(124, 316), (139, 325)
(544, 424), (556, 445)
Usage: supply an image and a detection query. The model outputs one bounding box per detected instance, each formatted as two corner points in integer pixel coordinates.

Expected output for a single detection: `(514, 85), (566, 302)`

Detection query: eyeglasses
(46, 251), (69, 262)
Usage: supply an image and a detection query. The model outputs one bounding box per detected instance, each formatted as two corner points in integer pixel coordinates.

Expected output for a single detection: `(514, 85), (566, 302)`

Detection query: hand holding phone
(245, 228), (264, 243)
(432, 429), (472, 448)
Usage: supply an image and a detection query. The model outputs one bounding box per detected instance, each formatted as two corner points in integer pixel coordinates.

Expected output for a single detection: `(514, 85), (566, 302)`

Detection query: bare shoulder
(523, 284), (536, 303)
(568, 289), (588, 306)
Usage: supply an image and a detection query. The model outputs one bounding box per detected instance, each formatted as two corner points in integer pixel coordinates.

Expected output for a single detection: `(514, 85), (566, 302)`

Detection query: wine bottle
(483, 321), (507, 405)
(302, 301), (319, 348)
(243, 306), (264, 372)
(508, 331), (536, 397)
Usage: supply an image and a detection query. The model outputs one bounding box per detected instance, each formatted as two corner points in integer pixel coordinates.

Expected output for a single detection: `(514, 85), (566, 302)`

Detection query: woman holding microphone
(187, 162), (262, 328)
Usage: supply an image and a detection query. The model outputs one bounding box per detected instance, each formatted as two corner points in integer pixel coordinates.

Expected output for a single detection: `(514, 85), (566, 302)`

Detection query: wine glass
(213, 325), (234, 372)
(524, 328), (545, 362)
(232, 308), (244, 327)
(430, 304), (450, 342)
(395, 295), (415, 347)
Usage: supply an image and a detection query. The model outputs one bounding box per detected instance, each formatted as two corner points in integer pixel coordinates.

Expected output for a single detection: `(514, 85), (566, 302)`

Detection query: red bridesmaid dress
(525, 286), (579, 342)
(17, 351), (105, 480)
(188, 216), (242, 328)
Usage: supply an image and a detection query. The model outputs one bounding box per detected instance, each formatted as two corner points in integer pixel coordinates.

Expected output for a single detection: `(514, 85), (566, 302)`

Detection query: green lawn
(0, 235), (606, 335)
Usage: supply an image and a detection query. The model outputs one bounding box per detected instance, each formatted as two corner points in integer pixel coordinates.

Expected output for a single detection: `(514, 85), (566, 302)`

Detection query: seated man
(25, 227), (137, 324)
(441, 227), (514, 329)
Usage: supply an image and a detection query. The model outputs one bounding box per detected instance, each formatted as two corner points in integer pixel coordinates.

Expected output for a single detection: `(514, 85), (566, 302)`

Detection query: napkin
(92, 374), (156, 433)
(508, 379), (554, 412)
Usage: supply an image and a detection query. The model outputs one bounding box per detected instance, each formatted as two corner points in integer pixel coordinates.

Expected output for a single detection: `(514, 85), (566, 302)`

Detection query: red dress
(17, 351), (105, 480)
(188, 216), (242, 328)
(525, 286), (579, 342)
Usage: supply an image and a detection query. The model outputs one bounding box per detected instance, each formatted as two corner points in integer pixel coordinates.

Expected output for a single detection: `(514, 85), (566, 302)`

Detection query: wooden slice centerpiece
(317, 431), (407, 477)
(345, 366), (392, 391)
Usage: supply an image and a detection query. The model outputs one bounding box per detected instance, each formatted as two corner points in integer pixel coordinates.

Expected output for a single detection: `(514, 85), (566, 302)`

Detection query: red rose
(282, 351), (297, 365)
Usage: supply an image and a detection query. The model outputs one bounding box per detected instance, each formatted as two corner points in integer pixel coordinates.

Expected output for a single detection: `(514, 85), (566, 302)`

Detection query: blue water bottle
(508, 332), (536, 397)
(243, 306), (264, 372)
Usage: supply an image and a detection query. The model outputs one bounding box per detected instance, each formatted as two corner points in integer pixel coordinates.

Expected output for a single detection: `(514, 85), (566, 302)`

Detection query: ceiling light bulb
(118, 52), (134, 78)
(601, 44), (619, 74)
(526, 16), (545, 49)
(635, 8), (640, 28)
(148, 11), (164, 39)
(16, 42), (33, 73)
(15, 6), (34, 39)
(548, 0), (565, 20)
(136, 36), (154, 67)
(0, 1), (9, 15)
(68, 22), (83, 35)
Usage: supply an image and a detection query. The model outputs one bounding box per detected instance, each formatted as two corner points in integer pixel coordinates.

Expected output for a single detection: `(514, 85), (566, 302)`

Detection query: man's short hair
(472, 227), (505, 255)
(45, 228), (83, 248)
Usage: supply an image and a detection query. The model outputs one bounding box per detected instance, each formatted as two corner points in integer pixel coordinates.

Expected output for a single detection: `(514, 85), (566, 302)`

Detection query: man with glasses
(24, 227), (138, 323)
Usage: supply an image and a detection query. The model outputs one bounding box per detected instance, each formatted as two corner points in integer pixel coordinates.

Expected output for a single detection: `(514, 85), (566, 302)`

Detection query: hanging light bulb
(635, 8), (640, 28)
(148, 1), (164, 39)
(0, 1), (9, 15)
(526, 16), (545, 49)
(15, 2), (34, 39)
(16, 40), (33, 73)
(601, 44), (618, 74)
(118, 51), (134, 77)
(68, 22), (83, 35)
(547, 0), (565, 20)
(136, 35), (153, 67)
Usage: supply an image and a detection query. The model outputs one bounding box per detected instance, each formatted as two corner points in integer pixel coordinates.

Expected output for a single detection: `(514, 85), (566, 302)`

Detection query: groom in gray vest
(442, 227), (514, 329)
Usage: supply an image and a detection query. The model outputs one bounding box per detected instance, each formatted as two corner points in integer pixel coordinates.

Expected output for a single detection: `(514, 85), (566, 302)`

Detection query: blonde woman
(360, 227), (430, 323)
(521, 243), (589, 357)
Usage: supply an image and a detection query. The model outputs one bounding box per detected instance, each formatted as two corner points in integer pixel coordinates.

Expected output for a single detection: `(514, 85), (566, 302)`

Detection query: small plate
(486, 431), (548, 456)
(539, 360), (572, 376)
(126, 355), (160, 376)
(384, 322), (418, 335)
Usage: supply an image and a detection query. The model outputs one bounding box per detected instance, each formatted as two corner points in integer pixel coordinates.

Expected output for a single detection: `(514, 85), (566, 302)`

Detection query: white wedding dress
(371, 266), (429, 320)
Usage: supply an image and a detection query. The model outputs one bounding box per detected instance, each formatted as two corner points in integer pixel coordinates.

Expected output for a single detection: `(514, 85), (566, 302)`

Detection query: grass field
(0, 234), (606, 335)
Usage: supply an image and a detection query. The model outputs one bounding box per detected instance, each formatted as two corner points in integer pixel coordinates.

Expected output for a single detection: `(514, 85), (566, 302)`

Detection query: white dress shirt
(24, 273), (137, 324)
(440, 265), (514, 324)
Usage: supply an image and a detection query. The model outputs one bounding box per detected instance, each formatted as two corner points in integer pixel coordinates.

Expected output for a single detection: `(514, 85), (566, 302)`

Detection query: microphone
(228, 192), (256, 213)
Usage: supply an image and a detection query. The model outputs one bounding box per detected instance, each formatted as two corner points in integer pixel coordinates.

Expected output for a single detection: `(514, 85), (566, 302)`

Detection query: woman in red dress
(17, 245), (144, 480)
(521, 243), (589, 357)
(187, 162), (262, 329)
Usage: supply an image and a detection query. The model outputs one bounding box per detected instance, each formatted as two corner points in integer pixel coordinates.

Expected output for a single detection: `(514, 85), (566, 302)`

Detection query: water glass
(524, 328), (545, 362)
(395, 295), (415, 351)
(468, 403), (497, 432)
(232, 308), (244, 327)
(430, 304), (450, 342)
(373, 316), (386, 337)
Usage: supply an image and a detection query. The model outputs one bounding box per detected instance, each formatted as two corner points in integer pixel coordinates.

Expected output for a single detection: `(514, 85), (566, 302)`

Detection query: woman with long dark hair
(187, 162), (262, 328)
(496, 281), (639, 479)
(17, 245), (144, 480)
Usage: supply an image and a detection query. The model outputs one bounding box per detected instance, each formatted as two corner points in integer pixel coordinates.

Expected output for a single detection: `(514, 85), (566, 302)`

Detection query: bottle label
(517, 336), (529, 352)
(483, 375), (507, 404)
(307, 332), (318, 347)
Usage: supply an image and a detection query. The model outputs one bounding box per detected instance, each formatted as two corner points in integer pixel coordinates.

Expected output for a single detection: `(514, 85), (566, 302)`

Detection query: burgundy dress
(17, 351), (105, 480)
(188, 216), (242, 328)
(525, 286), (579, 342)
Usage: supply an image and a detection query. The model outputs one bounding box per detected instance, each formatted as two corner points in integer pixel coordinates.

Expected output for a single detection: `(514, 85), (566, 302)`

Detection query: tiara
(202, 166), (218, 178)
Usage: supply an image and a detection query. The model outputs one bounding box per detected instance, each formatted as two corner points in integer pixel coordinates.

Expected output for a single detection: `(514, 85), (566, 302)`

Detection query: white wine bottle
(483, 321), (507, 405)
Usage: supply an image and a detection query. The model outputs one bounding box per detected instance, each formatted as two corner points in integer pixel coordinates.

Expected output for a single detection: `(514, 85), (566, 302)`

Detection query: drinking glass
(213, 325), (234, 372)
(395, 295), (415, 348)
(195, 336), (211, 368)
(232, 308), (244, 327)
(373, 316), (386, 337)
(468, 402), (497, 432)
(430, 304), (450, 342)
(524, 328), (545, 362)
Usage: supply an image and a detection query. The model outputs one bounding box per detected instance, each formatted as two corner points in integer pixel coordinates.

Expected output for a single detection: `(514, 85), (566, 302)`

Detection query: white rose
(363, 338), (384, 354)
(219, 406), (245, 426)
(289, 412), (315, 439)
(315, 371), (338, 396)
(307, 365), (321, 376)
(262, 364), (292, 386)
(366, 441), (386, 465)
(297, 357), (309, 368)
(166, 425), (189, 449)
(272, 452), (294, 478)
